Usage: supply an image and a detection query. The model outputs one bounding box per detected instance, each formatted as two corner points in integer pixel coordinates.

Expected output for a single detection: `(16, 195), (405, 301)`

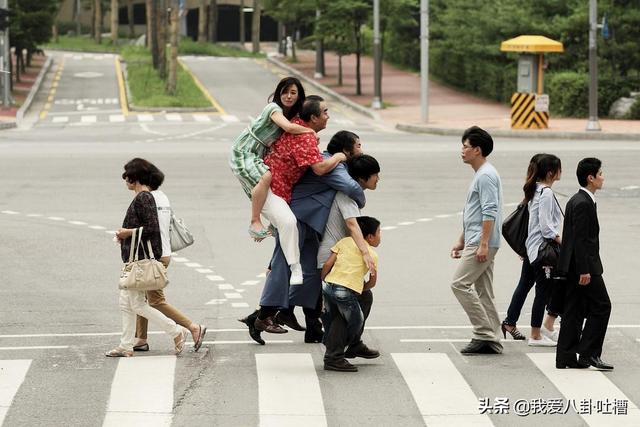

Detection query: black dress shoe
(275, 311), (306, 331)
(238, 311), (265, 345)
(345, 344), (380, 359)
(556, 359), (589, 369)
(579, 355), (614, 371)
(460, 339), (501, 355)
(324, 359), (358, 372)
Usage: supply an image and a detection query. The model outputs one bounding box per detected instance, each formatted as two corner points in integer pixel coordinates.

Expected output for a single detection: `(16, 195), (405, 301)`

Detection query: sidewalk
(0, 54), (50, 129)
(265, 45), (640, 140)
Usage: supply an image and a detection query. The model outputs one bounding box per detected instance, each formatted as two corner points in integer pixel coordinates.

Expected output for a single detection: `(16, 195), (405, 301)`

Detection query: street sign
(535, 94), (549, 112)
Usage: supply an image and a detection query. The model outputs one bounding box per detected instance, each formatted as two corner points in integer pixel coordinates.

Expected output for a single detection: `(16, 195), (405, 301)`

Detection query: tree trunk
(208, 0), (218, 42)
(157, 0), (167, 79)
(91, 3), (96, 39)
(167, 0), (179, 95)
(128, 0), (135, 38)
(338, 54), (343, 86)
(111, 0), (119, 45)
(251, 0), (261, 54)
(291, 32), (296, 62)
(198, 0), (207, 43)
(52, 24), (59, 43)
(277, 21), (284, 55)
(149, 0), (160, 70)
(145, 0), (152, 47)
(94, 0), (102, 44)
(239, 0), (245, 45)
(355, 27), (361, 95)
(74, 0), (82, 35)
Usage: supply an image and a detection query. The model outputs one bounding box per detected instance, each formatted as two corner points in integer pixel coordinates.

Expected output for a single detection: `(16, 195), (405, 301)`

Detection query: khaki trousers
(135, 257), (193, 339)
(451, 246), (502, 345)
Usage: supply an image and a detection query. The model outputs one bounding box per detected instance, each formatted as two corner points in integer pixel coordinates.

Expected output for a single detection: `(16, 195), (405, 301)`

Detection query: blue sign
(602, 14), (610, 40)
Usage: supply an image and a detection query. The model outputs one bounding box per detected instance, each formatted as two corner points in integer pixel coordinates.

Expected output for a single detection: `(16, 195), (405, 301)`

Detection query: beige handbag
(119, 227), (169, 291)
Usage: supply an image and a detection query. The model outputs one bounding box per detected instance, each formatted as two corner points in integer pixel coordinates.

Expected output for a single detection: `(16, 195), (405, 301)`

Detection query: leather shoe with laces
(254, 316), (288, 334)
(579, 355), (614, 371)
(324, 359), (358, 372)
(556, 358), (589, 369)
(345, 344), (380, 359)
(460, 339), (501, 355)
(275, 311), (306, 331)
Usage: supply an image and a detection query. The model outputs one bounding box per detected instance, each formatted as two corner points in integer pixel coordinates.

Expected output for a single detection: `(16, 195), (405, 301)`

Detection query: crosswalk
(40, 113), (241, 126)
(1, 351), (638, 426)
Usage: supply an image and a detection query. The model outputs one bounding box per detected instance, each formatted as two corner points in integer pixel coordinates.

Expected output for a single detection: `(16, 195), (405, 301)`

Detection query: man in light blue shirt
(450, 126), (503, 355)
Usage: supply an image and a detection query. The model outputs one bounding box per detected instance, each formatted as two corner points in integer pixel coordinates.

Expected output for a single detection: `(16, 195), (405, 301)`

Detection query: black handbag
(502, 202), (529, 258)
(537, 238), (561, 267)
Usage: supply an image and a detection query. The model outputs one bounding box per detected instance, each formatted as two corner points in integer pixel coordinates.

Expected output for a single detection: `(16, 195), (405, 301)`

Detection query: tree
(263, 0), (315, 61)
(110, 0), (118, 45)
(166, 0), (179, 95)
(198, 0), (207, 43)
(251, 0), (261, 53)
(157, 0), (167, 78)
(127, 0), (134, 37)
(94, 0), (102, 43)
(208, 0), (218, 42)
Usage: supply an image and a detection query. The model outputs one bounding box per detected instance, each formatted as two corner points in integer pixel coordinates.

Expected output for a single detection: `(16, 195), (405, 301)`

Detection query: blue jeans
(322, 282), (364, 363)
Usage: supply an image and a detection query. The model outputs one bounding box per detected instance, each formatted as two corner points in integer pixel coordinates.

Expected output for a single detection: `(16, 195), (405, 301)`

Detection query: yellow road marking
(40, 58), (65, 120)
(114, 57), (130, 116)
(178, 58), (226, 115)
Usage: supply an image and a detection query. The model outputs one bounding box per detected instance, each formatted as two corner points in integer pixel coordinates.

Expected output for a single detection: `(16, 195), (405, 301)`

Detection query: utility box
(501, 35), (564, 129)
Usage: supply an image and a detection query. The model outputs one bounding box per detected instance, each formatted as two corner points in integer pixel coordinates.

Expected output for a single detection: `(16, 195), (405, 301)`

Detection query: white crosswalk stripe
(393, 353), (494, 426)
(192, 114), (212, 122)
(221, 114), (240, 123)
(528, 353), (640, 425)
(136, 114), (154, 122)
(165, 113), (183, 122)
(256, 354), (326, 427)
(109, 114), (125, 123)
(80, 115), (97, 123)
(103, 356), (176, 426)
(51, 116), (69, 123)
(0, 360), (32, 425)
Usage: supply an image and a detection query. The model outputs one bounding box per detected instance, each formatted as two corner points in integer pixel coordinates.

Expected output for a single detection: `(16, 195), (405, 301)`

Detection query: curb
(0, 120), (17, 130)
(396, 123), (640, 141)
(16, 55), (53, 123)
(266, 55), (381, 121)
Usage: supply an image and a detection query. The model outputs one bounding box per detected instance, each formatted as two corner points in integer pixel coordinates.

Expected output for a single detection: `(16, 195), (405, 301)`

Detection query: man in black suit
(556, 157), (612, 370)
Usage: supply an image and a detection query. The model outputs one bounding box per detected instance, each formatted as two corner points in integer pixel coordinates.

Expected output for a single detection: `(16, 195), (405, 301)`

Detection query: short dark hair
(462, 125), (494, 157)
(356, 216), (380, 239)
(122, 158), (163, 188)
(327, 130), (359, 154)
(271, 77), (306, 120)
(347, 154), (380, 181)
(300, 95), (324, 122)
(576, 157), (602, 187)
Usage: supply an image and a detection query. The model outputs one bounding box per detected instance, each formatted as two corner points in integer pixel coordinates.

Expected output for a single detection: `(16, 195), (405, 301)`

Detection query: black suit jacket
(558, 189), (603, 276)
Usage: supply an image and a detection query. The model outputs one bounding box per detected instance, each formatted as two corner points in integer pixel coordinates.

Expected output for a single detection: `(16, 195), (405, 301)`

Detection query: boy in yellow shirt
(321, 216), (381, 372)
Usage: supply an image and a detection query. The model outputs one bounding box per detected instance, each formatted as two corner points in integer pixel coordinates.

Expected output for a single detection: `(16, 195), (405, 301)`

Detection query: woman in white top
(132, 165), (207, 352)
(523, 154), (563, 346)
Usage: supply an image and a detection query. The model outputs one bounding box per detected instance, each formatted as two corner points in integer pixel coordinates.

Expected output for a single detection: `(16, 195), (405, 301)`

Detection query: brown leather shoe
(254, 316), (288, 334)
(324, 359), (358, 372)
(275, 311), (306, 331)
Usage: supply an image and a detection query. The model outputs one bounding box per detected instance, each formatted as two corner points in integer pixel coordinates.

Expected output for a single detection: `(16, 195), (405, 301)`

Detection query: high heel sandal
(501, 322), (526, 340)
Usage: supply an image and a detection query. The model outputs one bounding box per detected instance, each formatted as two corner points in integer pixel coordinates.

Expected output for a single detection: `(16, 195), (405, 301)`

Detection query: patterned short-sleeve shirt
(264, 118), (324, 203)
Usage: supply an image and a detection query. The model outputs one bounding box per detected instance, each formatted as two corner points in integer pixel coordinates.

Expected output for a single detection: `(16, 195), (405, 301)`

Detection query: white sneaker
(528, 335), (557, 347)
(541, 326), (559, 342)
(289, 263), (303, 285)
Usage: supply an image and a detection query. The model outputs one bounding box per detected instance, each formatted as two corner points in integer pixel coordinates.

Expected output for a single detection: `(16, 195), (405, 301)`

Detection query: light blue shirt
(525, 184), (563, 262)
(463, 162), (503, 248)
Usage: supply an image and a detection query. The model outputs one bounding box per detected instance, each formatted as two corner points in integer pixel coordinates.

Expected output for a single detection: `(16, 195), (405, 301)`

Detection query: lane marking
(224, 293), (242, 299)
(217, 284), (234, 290)
(393, 353), (494, 427)
(103, 356), (175, 426)
(109, 114), (125, 123)
(165, 113), (182, 122)
(256, 354), (326, 427)
(241, 280), (260, 286)
(178, 58), (226, 114)
(89, 225), (106, 230)
(205, 299), (227, 305)
(114, 57), (130, 116)
(137, 114), (154, 122)
(0, 346), (69, 350)
(68, 220), (87, 225)
(381, 226), (397, 230)
(185, 262), (202, 268)
(81, 115), (97, 123)
(52, 116), (69, 123)
(0, 360), (32, 425)
(1, 210), (19, 215)
(172, 257), (189, 262)
(206, 275), (224, 281)
(400, 339), (520, 343)
(47, 216), (64, 221)
(221, 115), (239, 123)
(192, 114), (211, 122)
(529, 353), (640, 425)
(202, 340), (293, 345)
(231, 302), (250, 308)
(195, 268), (213, 274)
(398, 221), (415, 226)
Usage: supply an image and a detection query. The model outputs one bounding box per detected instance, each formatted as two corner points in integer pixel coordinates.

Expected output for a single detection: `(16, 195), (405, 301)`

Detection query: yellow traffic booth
(500, 35), (564, 129)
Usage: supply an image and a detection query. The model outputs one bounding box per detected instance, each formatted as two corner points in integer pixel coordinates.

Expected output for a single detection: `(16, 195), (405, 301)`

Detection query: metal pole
(0, 0), (10, 108)
(371, 0), (382, 109)
(586, 0), (601, 131)
(420, 0), (429, 122)
(314, 8), (324, 78)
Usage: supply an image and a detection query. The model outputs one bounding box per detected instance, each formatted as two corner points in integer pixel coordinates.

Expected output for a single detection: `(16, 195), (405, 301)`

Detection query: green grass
(122, 47), (211, 108)
(43, 35), (121, 53)
(179, 38), (264, 58)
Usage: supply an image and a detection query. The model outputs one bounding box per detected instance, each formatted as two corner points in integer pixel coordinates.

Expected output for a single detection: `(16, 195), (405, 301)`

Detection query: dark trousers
(323, 288), (373, 363)
(556, 274), (611, 362)
(504, 259), (536, 326)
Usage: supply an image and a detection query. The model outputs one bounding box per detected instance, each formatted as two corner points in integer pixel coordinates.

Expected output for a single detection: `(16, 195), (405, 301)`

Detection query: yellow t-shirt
(324, 237), (378, 294)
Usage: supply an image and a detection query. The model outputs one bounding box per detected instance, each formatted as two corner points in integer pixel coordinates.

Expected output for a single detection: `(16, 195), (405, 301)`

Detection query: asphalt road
(0, 53), (639, 427)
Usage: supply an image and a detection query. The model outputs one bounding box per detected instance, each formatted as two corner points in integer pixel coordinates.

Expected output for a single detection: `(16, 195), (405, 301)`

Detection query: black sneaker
(345, 344), (380, 359)
(324, 359), (358, 372)
(460, 339), (501, 355)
